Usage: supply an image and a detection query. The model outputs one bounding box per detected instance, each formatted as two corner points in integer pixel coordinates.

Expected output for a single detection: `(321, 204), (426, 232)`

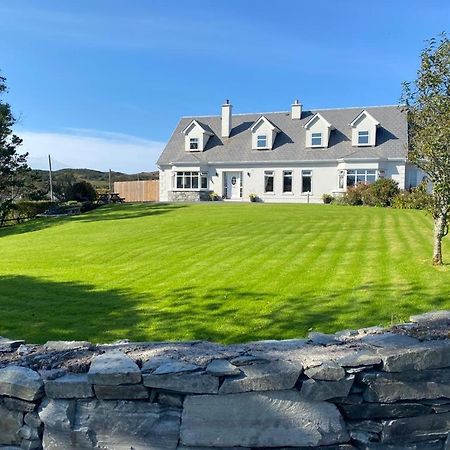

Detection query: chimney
(291, 99), (302, 120)
(221, 99), (232, 138)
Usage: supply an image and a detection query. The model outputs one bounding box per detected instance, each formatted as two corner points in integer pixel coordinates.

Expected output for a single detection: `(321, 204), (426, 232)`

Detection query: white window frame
(257, 135), (268, 148)
(264, 170), (274, 193)
(311, 132), (322, 147)
(345, 169), (377, 188)
(301, 170), (312, 194)
(174, 171), (208, 190)
(189, 138), (199, 150)
(358, 130), (369, 146)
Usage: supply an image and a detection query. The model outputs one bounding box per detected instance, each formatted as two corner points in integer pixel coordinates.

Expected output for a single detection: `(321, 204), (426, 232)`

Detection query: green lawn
(0, 203), (449, 344)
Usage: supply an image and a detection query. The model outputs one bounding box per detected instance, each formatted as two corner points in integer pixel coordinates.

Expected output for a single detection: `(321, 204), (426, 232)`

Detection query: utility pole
(48, 155), (54, 202)
(108, 169), (112, 198)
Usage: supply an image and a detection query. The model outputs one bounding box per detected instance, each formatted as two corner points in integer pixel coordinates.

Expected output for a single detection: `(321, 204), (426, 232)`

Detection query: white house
(157, 100), (422, 203)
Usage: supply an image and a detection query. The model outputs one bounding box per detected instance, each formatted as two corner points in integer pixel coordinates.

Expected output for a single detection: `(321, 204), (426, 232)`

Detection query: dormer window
(311, 132), (322, 147)
(358, 131), (369, 145)
(189, 138), (199, 150)
(257, 135), (267, 148)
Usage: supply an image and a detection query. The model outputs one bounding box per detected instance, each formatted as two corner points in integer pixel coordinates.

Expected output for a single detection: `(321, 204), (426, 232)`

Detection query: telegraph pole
(48, 155), (54, 202)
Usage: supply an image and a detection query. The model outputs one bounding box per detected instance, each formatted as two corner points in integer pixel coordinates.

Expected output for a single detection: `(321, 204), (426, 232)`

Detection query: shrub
(322, 194), (334, 204)
(66, 181), (97, 202)
(343, 183), (371, 205)
(392, 182), (432, 210)
(364, 178), (399, 207)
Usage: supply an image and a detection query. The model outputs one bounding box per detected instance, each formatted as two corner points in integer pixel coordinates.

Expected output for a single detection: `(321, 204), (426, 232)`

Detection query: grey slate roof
(157, 105), (407, 166)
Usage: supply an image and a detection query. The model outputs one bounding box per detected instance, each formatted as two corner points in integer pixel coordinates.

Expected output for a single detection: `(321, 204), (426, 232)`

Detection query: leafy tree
(66, 180), (97, 202)
(402, 34), (450, 265)
(0, 73), (32, 226)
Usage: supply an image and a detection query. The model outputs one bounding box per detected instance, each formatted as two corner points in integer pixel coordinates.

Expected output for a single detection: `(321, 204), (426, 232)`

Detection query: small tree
(402, 34), (450, 265)
(66, 181), (97, 202)
(0, 73), (32, 226)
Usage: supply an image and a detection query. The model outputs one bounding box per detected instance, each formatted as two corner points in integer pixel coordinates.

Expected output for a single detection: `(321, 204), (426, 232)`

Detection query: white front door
(226, 172), (241, 199)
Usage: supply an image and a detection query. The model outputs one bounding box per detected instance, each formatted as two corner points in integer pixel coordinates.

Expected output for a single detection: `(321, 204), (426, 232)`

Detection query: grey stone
(158, 392), (184, 408)
(305, 361), (346, 381)
(360, 332), (420, 348)
(177, 448), (250, 450)
(94, 383), (149, 399)
(38, 369), (66, 381)
(229, 354), (270, 366)
(44, 374), (93, 399)
(219, 361), (302, 394)
(18, 425), (39, 440)
(42, 428), (94, 450)
(341, 402), (433, 419)
(143, 371), (219, 394)
(360, 370), (450, 403)
(349, 430), (379, 444)
(338, 351), (382, 367)
(74, 399), (181, 449)
(153, 361), (200, 375)
(0, 367), (43, 402)
(87, 350), (141, 385)
(299, 376), (354, 401)
(356, 441), (446, 450)
(1, 397), (36, 412)
(380, 341), (450, 372)
(0, 404), (22, 445)
(24, 412), (41, 429)
(410, 310), (450, 324)
(141, 357), (175, 373)
(0, 338), (25, 352)
(20, 440), (41, 450)
(381, 412), (450, 444)
(206, 359), (241, 376)
(308, 332), (337, 346)
(347, 420), (383, 434)
(44, 340), (92, 351)
(181, 391), (349, 447)
(38, 399), (75, 431)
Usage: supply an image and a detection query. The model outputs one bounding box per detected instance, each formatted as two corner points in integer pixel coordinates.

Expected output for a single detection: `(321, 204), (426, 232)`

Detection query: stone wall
(0, 310), (449, 449)
(168, 190), (212, 202)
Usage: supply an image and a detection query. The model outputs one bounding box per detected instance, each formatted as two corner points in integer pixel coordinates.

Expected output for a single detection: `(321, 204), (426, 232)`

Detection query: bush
(364, 178), (399, 207)
(343, 183), (371, 205)
(392, 182), (432, 210)
(322, 193), (334, 204)
(66, 181), (97, 202)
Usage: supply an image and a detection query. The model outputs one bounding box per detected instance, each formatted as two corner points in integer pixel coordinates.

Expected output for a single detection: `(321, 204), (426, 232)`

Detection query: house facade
(157, 100), (422, 203)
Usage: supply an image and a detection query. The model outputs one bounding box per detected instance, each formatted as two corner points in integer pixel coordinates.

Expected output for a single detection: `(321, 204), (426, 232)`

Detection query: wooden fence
(113, 180), (159, 203)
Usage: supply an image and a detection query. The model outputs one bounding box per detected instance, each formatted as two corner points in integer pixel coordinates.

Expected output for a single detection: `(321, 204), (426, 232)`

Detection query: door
(226, 172), (241, 199)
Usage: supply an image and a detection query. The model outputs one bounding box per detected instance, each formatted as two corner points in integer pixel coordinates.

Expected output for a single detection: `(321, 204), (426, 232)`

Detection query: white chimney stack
(291, 99), (302, 120)
(221, 99), (232, 138)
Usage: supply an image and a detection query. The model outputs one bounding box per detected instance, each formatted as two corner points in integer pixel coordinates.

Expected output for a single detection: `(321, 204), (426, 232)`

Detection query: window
(301, 170), (312, 193)
(257, 135), (267, 148)
(283, 170), (293, 193)
(264, 171), (274, 193)
(311, 132), (322, 146)
(189, 138), (199, 150)
(346, 169), (376, 187)
(358, 131), (369, 145)
(175, 171), (208, 189)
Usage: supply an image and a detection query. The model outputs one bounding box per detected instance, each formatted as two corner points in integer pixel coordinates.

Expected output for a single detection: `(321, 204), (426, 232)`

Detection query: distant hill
(33, 168), (159, 190)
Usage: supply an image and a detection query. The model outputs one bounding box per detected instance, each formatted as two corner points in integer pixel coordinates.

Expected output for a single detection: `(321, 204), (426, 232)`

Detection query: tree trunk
(432, 213), (447, 265)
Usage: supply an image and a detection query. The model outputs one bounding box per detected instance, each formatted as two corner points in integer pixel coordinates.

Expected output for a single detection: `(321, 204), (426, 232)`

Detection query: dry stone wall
(0, 310), (449, 449)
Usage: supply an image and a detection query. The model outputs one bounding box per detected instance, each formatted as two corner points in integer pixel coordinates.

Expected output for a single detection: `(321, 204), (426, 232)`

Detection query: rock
(0, 337), (25, 352)
(38, 369), (66, 381)
(356, 440), (447, 450)
(341, 402), (433, 419)
(360, 369), (450, 403)
(219, 361), (302, 394)
(206, 359), (241, 377)
(308, 332), (337, 346)
(360, 332), (420, 348)
(143, 371), (219, 394)
(153, 361), (200, 375)
(18, 424), (39, 440)
(45, 374), (93, 399)
(229, 354), (270, 366)
(305, 362), (346, 381)
(381, 412), (450, 444)
(299, 376), (354, 401)
(24, 412), (42, 429)
(44, 340), (92, 351)
(410, 310), (450, 324)
(1, 397), (36, 412)
(158, 392), (184, 408)
(181, 391), (349, 447)
(0, 366), (43, 401)
(42, 427), (94, 450)
(0, 404), (22, 445)
(338, 351), (382, 367)
(87, 351), (141, 385)
(38, 399), (75, 431)
(94, 384), (149, 400)
(141, 357), (175, 373)
(379, 341), (450, 372)
(20, 439), (41, 450)
(73, 399), (181, 449)
(347, 420), (383, 434)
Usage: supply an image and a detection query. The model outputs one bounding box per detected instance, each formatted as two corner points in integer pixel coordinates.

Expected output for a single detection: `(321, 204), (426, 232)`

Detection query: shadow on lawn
(0, 203), (185, 239)
(1, 275), (449, 344)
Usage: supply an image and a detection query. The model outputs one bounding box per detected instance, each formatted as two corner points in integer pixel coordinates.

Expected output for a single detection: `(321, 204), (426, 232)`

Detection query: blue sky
(0, 0), (448, 172)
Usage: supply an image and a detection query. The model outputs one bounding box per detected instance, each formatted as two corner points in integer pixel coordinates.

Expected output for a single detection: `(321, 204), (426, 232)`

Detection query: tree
(402, 34), (450, 265)
(0, 73), (32, 226)
(66, 181), (97, 202)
